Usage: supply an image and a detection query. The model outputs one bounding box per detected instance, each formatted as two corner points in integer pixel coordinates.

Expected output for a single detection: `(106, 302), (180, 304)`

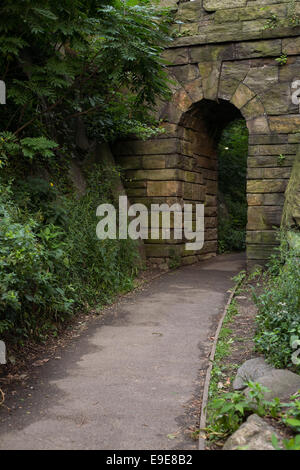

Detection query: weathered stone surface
(203, 0), (246, 12)
(245, 370), (300, 401)
(190, 44), (235, 63)
(248, 155), (295, 168)
(243, 65), (278, 96)
(287, 231), (300, 254)
(162, 48), (189, 66)
(239, 4), (286, 22)
(283, 36), (300, 55)
(205, 228), (218, 240)
(172, 88), (193, 112)
(145, 244), (183, 258)
(233, 358), (274, 390)
(198, 61), (222, 100)
(247, 167), (291, 179)
(159, 0), (178, 9)
(242, 98), (265, 119)
(160, 102), (182, 124)
(247, 206), (282, 230)
(179, 23), (199, 37)
(269, 115), (300, 134)
(184, 78), (204, 103)
(231, 83), (256, 109)
(214, 8), (240, 23)
(246, 230), (278, 245)
(114, 139), (179, 156)
(247, 244), (278, 260)
(247, 179), (288, 194)
(278, 58), (300, 82)
(181, 255), (198, 266)
(142, 155), (166, 170)
(184, 182), (206, 201)
(147, 181), (183, 197)
(223, 414), (282, 451)
(113, 0), (300, 265)
(281, 146), (300, 228)
(235, 39), (281, 59)
(246, 116), (270, 134)
(170, 65), (200, 85)
(248, 144), (297, 156)
(249, 134), (288, 145)
(218, 62), (249, 100)
(175, 1), (202, 23)
(288, 133), (300, 144)
(127, 169), (185, 181)
(247, 193), (285, 206)
(262, 82), (298, 115)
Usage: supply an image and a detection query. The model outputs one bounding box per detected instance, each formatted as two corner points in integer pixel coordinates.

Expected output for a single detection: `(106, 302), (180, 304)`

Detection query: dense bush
(0, 1), (172, 343)
(0, 184), (74, 340)
(0, 164), (140, 342)
(64, 165), (140, 305)
(218, 119), (248, 253)
(0, 0), (172, 144)
(254, 239), (300, 370)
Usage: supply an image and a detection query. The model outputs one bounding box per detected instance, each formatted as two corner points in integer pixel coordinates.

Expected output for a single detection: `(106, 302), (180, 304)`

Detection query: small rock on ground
(245, 369), (300, 402)
(233, 357), (274, 390)
(223, 414), (282, 451)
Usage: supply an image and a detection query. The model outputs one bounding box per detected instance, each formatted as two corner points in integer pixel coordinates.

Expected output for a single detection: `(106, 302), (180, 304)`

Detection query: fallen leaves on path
(32, 358), (50, 367)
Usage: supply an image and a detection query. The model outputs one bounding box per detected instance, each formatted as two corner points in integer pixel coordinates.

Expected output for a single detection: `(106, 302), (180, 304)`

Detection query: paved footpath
(0, 253), (245, 450)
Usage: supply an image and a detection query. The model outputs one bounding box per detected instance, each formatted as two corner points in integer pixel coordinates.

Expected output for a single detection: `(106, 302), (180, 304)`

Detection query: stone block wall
(114, 0), (300, 267)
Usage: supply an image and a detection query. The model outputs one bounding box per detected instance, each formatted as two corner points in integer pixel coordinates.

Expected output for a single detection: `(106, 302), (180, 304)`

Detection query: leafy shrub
(207, 381), (281, 441)
(0, 185), (74, 340)
(64, 165), (140, 305)
(254, 239), (300, 370)
(0, 160), (141, 342)
(0, 0), (171, 345)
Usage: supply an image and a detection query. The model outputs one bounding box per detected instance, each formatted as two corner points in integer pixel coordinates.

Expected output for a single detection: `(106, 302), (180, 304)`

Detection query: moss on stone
(282, 146), (300, 229)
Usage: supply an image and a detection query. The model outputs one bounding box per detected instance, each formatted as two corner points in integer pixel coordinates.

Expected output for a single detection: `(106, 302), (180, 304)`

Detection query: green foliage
(283, 394), (300, 432)
(207, 381), (282, 441)
(0, 132), (58, 168)
(218, 119), (248, 253)
(206, 297), (241, 441)
(273, 433), (300, 450)
(264, 1), (300, 29)
(273, 391), (300, 450)
(278, 153), (286, 166)
(64, 165), (140, 305)
(253, 238), (300, 370)
(0, 0), (173, 144)
(208, 381), (300, 446)
(0, 1), (172, 343)
(275, 54), (288, 66)
(0, 163), (140, 342)
(168, 248), (181, 269)
(288, 0), (300, 27)
(0, 184), (74, 340)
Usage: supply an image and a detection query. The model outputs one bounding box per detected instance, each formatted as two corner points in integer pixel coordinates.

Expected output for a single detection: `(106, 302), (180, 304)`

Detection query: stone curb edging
(198, 284), (239, 451)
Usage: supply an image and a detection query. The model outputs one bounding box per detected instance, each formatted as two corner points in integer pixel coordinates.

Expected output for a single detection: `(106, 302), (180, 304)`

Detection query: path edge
(198, 283), (238, 451)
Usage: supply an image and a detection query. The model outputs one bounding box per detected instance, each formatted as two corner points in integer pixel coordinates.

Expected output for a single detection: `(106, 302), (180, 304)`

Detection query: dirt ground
(206, 282), (294, 450)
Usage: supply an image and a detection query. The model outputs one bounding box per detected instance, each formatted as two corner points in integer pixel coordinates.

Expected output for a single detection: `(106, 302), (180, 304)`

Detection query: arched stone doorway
(175, 98), (246, 264)
(113, 16), (297, 267)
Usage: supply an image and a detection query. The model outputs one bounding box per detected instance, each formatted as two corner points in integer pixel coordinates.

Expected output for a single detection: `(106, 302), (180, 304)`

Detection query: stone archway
(175, 98), (246, 264)
(113, 0), (300, 267)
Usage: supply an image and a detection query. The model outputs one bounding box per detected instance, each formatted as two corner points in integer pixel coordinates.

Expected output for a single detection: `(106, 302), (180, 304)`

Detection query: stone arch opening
(113, 0), (299, 268)
(176, 98), (247, 265)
